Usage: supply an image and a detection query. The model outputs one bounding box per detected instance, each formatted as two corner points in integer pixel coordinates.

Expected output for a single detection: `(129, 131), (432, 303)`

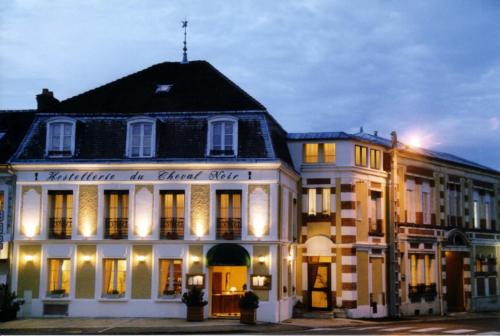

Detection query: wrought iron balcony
(216, 218), (241, 240)
(48, 217), (72, 239)
(104, 218), (128, 239)
(160, 217), (184, 239)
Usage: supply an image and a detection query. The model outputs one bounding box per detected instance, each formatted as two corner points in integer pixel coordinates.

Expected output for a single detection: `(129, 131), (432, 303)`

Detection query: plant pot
(240, 308), (256, 324)
(0, 308), (18, 322)
(186, 305), (204, 322)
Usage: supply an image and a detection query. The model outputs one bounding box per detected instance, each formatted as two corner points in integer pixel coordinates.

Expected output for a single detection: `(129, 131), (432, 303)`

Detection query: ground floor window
(159, 259), (182, 297)
(103, 258), (126, 297)
(47, 258), (70, 296)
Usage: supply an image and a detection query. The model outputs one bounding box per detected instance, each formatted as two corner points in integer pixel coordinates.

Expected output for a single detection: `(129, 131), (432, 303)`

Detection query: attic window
(155, 84), (173, 93)
(207, 116), (238, 157)
(46, 118), (76, 157)
(126, 117), (156, 158)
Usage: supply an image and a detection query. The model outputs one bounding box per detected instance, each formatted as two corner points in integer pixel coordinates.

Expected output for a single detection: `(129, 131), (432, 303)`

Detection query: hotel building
(2, 59), (500, 321)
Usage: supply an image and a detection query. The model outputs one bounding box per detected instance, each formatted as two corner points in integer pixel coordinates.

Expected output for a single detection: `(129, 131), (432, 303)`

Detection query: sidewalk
(0, 317), (308, 335)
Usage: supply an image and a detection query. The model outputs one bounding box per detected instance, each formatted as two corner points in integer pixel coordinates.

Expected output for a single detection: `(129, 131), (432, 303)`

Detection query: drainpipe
(387, 131), (400, 317)
(437, 241), (444, 315)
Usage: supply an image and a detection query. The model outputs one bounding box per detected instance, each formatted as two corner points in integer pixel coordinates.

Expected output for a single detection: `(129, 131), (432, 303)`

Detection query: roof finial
(181, 20), (188, 64)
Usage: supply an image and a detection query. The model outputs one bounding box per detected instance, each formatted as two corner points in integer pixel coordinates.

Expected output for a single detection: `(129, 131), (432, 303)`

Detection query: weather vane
(182, 20), (188, 64)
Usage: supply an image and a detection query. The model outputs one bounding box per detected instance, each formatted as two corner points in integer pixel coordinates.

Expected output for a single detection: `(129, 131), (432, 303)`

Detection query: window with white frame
(102, 258), (127, 297)
(474, 200), (480, 229)
(46, 118), (75, 156)
(308, 188), (316, 215)
(322, 188), (330, 214)
(47, 258), (70, 297)
(208, 117), (237, 156)
(159, 259), (182, 297)
(127, 118), (155, 158)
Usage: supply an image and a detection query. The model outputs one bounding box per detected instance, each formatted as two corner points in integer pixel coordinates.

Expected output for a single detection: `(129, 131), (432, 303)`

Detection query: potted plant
(182, 287), (207, 321)
(239, 291), (259, 324)
(0, 284), (24, 322)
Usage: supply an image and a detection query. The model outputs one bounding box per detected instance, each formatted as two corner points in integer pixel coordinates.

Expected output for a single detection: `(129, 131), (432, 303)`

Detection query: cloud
(0, 0), (499, 168)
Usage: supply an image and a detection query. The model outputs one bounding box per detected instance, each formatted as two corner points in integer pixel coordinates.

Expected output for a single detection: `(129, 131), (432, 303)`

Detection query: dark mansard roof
(43, 60), (266, 114)
(11, 112), (293, 167)
(0, 110), (35, 164)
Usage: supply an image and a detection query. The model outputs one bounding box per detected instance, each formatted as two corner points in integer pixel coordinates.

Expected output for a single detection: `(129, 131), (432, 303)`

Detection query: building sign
(18, 169), (277, 183)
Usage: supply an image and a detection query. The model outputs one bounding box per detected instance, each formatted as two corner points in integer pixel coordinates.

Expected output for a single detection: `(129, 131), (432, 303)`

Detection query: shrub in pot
(182, 287), (207, 321)
(0, 284), (24, 322)
(239, 291), (259, 324)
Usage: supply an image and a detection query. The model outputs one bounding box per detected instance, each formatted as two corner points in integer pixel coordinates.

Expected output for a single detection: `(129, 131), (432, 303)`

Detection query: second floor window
(216, 190), (241, 239)
(370, 149), (381, 169)
(160, 191), (185, 239)
(128, 121), (154, 158)
(355, 145), (368, 167)
(474, 200), (480, 229)
(104, 191), (128, 239)
(308, 188), (316, 215)
(322, 188), (330, 214)
(209, 118), (237, 156)
(485, 202), (491, 230)
(47, 120), (75, 156)
(303, 144), (318, 163)
(369, 191), (382, 233)
(303, 143), (336, 164)
(422, 192), (430, 224)
(48, 191), (73, 239)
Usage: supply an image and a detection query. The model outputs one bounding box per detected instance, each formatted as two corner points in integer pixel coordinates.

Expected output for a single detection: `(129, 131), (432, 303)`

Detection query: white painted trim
(206, 116), (238, 157)
(45, 117), (76, 157)
(125, 117), (156, 158)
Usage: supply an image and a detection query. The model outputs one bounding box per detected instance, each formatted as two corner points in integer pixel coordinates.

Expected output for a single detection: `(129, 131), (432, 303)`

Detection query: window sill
(99, 297), (128, 302)
(155, 297), (182, 303)
(43, 297), (71, 302)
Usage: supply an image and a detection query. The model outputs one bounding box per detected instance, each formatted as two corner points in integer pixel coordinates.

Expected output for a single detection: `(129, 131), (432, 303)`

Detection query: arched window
(207, 116), (238, 156)
(46, 118), (76, 157)
(126, 117), (156, 158)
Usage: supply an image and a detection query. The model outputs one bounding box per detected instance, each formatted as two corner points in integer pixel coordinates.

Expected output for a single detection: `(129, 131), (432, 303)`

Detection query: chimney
(360, 126), (364, 133)
(390, 131), (398, 148)
(374, 130), (378, 136)
(36, 88), (59, 111)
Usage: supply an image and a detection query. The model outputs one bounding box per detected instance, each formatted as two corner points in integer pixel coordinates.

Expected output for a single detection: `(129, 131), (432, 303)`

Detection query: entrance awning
(207, 243), (250, 267)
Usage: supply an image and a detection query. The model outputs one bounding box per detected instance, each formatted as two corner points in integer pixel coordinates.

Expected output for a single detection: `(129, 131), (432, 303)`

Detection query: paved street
(280, 316), (500, 335)
(1, 313), (500, 334)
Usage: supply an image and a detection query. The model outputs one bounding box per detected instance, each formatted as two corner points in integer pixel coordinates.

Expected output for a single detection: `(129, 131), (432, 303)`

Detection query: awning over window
(206, 243), (251, 267)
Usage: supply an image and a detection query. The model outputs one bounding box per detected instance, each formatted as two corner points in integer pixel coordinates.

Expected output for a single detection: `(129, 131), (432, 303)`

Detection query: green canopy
(206, 243), (251, 267)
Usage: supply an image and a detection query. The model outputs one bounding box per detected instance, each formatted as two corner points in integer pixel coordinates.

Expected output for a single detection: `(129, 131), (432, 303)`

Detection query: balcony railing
(216, 218), (241, 240)
(48, 218), (72, 239)
(160, 217), (184, 239)
(104, 218), (128, 239)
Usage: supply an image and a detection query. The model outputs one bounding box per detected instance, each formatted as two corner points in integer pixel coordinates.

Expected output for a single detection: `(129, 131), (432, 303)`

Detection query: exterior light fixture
(82, 255), (92, 262)
(192, 255), (200, 263)
(258, 256), (266, 264)
(137, 255), (146, 262)
(24, 255), (34, 263)
(287, 255), (293, 263)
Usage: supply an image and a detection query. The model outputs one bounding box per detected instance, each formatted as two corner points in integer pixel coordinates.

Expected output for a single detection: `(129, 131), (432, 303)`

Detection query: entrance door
(308, 263), (332, 310)
(445, 251), (465, 312)
(210, 266), (247, 316)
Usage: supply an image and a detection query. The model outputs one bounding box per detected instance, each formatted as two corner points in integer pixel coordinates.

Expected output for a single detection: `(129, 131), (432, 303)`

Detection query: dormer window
(126, 117), (155, 158)
(46, 118), (76, 157)
(208, 117), (238, 156)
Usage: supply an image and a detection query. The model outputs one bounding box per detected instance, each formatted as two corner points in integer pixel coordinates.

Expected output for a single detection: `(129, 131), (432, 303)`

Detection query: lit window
(323, 143), (336, 163)
(159, 259), (182, 297)
(355, 145), (368, 167)
(127, 118), (155, 158)
(474, 201), (479, 228)
(370, 149), (381, 169)
(322, 188), (330, 214)
(406, 189), (415, 223)
(208, 117), (237, 156)
(303, 144), (319, 163)
(48, 191), (73, 239)
(160, 191), (185, 239)
(308, 188), (316, 215)
(47, 259), (70, 297)
(46, 118), (75, 156)
(103, 259), (127, 297)
(104, 191), (129, 239)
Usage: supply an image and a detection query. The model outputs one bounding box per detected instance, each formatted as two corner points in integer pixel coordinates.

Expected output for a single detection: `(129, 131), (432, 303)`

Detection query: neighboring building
(3, 59), (500, 320)
(0, 111), (35, 284)
(8, 61), (298, 322)
(287, 131), (500, 318)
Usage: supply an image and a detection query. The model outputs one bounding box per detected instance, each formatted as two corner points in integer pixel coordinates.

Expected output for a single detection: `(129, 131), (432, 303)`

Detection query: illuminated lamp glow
(137, 255), (146, 262)
(191, 255), (200, 263)
(82, 255), (92, 262)
(24, 255), (34, 263)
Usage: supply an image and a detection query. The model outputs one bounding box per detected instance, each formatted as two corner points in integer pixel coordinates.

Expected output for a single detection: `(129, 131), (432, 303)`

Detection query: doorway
(445, 251), (465, 312)
(210, 266), (247, 316)
(308, 263), (332, 310)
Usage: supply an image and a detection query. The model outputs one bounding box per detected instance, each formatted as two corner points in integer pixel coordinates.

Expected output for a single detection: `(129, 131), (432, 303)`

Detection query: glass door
(308, 263), (332, 310)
